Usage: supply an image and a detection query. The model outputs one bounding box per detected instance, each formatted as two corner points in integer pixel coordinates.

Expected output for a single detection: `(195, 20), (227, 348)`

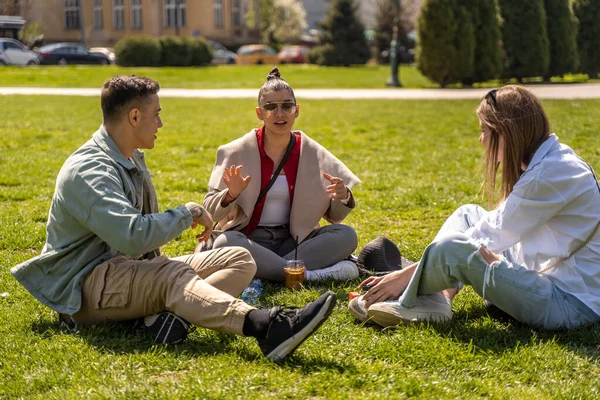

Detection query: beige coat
(204, 129), (361, 242)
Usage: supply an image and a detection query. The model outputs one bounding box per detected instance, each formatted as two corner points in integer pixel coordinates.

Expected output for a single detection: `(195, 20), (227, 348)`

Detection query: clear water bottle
(240, 279), (263, 305)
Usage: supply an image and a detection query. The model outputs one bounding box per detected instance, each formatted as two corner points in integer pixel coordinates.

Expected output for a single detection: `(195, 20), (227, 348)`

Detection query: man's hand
(223, 165), (251, 200)
(322, 172), (349, 201)
(185, 202), (213, 243)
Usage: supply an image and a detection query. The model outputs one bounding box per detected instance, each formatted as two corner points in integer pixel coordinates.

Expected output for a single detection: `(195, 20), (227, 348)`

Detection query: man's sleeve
(68, 166), (193, 258)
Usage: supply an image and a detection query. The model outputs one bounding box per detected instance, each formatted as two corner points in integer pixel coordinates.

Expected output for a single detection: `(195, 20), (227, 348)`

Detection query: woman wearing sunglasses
(200, 67), (361, 282)
(350, 85), (600, 330)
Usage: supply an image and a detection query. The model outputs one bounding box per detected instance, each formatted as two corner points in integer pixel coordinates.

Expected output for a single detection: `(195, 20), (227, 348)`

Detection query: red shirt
(244, 126), (301, 235)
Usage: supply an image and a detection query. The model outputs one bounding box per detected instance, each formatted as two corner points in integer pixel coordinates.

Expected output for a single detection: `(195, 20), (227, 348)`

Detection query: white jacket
(468, 134), (600, 315)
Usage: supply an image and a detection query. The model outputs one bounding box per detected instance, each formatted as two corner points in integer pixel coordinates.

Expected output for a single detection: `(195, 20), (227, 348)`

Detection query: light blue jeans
(212, 224), (357, 281)
(399, 204), (599, 330)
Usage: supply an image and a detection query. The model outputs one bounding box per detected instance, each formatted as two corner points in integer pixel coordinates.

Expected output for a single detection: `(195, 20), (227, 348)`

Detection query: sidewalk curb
(1, 84), (599, 99)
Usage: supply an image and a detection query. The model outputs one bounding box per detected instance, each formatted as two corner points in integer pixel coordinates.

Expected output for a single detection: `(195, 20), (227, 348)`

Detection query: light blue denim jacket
(11, 127), (193, 315)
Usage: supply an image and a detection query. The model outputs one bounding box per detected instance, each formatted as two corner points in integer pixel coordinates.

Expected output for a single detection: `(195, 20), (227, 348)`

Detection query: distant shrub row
(114, 35), (213, 67)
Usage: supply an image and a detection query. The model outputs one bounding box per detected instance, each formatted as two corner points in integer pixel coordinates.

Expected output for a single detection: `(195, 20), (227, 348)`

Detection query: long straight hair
(476, 86), (551, 207)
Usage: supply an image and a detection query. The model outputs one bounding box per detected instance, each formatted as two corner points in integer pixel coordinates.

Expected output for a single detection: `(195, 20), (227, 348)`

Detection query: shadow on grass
(29, 317), (349, 370)
(399, 304), (600, 360)
(30, 318), (258, 358)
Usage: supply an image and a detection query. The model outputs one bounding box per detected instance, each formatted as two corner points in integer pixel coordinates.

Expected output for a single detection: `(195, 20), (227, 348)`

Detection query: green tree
(375, 0), (413, 63)
(498, 0), (549, 81)
(416, 0), (475, 87)
(245, 0), (307, 49)
(543, 0), (579, 80)
(18, 20), (43, 49)
(375, 0), (395, 61)
(458, 0), (503, 85)
(308, 0), (370, 66)
(573, 0), (600, 78)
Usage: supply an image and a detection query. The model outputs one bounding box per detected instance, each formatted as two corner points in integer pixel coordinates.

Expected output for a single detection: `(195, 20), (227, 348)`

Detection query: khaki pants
(72, 247), (256, 335)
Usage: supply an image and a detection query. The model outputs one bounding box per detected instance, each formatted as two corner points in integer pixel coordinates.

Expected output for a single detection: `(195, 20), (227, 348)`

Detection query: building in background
(18, 0), (259, 47)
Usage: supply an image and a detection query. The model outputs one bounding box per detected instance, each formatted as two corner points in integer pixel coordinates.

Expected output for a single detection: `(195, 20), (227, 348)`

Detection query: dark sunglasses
(485, 88), (498, 108)
(261, 101), (297, 114)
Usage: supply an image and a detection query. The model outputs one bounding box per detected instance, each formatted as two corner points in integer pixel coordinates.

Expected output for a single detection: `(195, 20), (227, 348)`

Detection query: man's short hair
(101, 75), (160, 123)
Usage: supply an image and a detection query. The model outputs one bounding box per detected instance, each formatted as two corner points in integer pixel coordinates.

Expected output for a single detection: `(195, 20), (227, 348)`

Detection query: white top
(467, 134), (600, 315)
(258, 174), (291, 226)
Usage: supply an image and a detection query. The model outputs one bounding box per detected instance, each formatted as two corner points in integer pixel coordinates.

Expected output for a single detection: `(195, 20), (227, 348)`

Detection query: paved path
(1, 83), (599, 99)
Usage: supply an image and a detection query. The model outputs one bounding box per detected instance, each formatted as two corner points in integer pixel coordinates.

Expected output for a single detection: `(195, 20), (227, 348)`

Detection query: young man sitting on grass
(11, 74), (336, 361)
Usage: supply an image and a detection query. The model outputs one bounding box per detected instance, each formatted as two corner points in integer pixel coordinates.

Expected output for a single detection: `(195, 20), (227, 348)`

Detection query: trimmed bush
(309, 0), (370, 66)
(416, 0), (474, 87)
(543, 0), (579, 80)
(573, 0), (600, 78)
(189, 37), (213, 66)
(498, 0), (549, 81)
(308, 43), (336, 65)
(114, 36), (161, 67)
(159, 36), (192, 67)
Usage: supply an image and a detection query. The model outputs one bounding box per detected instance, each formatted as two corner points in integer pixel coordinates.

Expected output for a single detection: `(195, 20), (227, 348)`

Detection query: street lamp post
(386, 0), (402, 87)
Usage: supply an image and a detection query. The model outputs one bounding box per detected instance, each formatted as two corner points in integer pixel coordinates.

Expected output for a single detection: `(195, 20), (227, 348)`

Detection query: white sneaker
(348, 295), (377, 324)
(307, 260), (359, 281)
(367, 292), (452, 327)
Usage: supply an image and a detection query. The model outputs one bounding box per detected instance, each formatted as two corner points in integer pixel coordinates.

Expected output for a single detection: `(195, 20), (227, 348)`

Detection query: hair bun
(266, 67), (281, 81)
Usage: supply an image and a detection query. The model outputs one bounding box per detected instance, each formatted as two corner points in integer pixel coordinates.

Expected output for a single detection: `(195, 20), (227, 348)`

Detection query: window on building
(231, 0), (241, 27)
(113, 0), (124, 30)
(165, 0), (186, 28)
(131, 0), (142, 29)
(64, 0), (81, 30)
(177, 0), (186, 27)
(93, 0), (103, 29)
(214, 0), (222, 28)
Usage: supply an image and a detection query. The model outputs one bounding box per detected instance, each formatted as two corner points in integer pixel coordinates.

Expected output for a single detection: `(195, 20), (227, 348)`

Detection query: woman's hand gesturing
(223, 165), (251, 199)
(323, 172), (348, 201)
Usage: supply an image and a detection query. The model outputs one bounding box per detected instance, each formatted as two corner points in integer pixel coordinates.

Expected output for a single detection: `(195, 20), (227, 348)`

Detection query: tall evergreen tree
(308, 0), (370, 66)
(573, 0), (600, 78)
(416, 0), (475, 87)
(498, 0), (550, 81)
(458, 0), (503, 84)
(543, 0), (579, 80)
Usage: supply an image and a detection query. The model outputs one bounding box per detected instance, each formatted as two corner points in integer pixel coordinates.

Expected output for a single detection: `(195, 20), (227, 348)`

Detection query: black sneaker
(144, 312), (190, 345)
(258, 291), (337, 361)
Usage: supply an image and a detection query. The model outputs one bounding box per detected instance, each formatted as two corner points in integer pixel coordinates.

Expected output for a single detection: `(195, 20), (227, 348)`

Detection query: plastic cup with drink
(284, 259), (305, 290)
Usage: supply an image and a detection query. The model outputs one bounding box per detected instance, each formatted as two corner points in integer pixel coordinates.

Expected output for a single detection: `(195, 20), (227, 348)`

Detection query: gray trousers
(212, 224), (358, 281)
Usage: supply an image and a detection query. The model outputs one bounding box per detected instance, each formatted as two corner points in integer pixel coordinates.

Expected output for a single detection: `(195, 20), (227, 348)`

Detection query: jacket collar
(92, 125), (139, 171)
(526, 134), (558, 172)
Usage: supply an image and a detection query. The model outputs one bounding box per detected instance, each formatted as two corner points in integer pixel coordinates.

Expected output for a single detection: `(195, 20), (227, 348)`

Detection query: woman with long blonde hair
(350, 85), (600, 330)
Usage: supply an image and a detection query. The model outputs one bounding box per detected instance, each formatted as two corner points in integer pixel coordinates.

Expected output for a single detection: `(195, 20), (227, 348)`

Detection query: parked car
(236, 44), (279, 65)
(208, 40), (236, 65)
(37, 43), (111, 65)
(278, 45), (310, 64)
(89, 47), (116, 64)
(0, 38), (39, 66)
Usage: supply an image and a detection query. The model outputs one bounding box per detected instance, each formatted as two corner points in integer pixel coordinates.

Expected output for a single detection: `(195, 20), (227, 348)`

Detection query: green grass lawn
(1, 95), (600, 398)
(0, 64), (596, 89)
